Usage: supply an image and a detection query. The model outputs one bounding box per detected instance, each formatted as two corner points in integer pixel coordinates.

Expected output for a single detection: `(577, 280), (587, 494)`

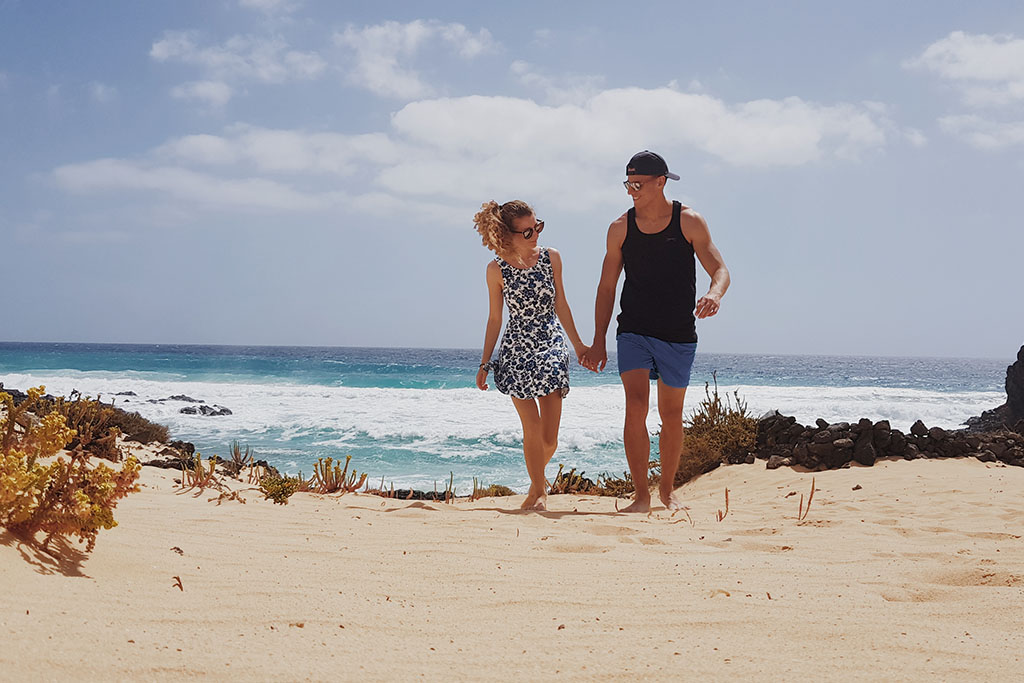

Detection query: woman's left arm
(549, 248), (589, 362)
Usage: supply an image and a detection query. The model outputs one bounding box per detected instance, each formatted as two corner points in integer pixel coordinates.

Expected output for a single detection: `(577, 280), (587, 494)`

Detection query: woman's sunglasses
(511, 220), (545, 240)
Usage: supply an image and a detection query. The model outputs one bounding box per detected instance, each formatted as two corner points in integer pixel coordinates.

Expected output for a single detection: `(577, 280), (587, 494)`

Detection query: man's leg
(656, 379), (687, 510)
(620, 368), (652, 512)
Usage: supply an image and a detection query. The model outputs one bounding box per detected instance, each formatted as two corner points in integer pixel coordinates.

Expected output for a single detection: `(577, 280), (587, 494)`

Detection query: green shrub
(674, 374), (757, 486)
(473, 483), (514, 498)
(259, 474), (302, 505)
(548, 464), (597, 495)
(1, 386), (140, 551)
(594, 471), (635, 497)
(32, 391), (121, 461)
(305, 455), (367, 494)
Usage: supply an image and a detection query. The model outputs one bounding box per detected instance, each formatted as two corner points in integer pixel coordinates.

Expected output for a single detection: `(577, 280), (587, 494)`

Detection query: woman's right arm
(477, 261), (504, 390)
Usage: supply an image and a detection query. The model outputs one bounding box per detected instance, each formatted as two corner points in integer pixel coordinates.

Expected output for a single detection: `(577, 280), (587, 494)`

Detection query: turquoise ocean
(0, 342), (1008, 492)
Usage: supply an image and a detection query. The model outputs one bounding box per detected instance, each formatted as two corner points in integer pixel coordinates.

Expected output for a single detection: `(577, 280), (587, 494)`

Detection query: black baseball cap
(626, 150), (679, 180)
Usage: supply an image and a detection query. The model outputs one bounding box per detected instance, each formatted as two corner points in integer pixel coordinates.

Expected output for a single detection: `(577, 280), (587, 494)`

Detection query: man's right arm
(583, 215), (626, 372)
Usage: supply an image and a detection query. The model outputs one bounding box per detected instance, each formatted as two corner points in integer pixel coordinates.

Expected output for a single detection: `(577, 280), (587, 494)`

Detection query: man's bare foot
(620, 497), (651, 513)
(520, 491), (548, 511)
(660, 489), (684, 511)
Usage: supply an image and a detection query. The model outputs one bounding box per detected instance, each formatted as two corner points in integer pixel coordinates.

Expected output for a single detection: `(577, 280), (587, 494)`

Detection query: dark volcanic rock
(853, 432), (877, 466)
(180, 405), (232, 416)
(1007, 345), (1024, 417)
(813, 430), (833, 444)
(964, 346), (1024, 431)
(910, 420), (928, 437)
(115, 391), (137, 396)
(169, 440), (195, 456)
(766, 455), (791, 470)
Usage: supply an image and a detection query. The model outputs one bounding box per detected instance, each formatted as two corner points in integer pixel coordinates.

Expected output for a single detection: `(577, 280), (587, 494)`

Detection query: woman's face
(510, 213), (543, 246)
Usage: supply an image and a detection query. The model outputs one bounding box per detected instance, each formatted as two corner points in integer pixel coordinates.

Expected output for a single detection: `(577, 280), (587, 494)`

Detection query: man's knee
(658, 409), (683, 429)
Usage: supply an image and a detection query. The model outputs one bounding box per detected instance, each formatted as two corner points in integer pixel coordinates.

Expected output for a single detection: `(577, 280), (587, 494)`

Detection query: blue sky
(2, 1), (1022, 359)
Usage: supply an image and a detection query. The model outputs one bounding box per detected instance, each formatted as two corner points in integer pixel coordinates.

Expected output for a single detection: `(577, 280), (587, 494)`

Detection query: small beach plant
(33, 391), (122, 462)
(314, 455), (367, 494)
(548, 464), (597, 495)
(258, 473), (302, 504)
(223, 441), (253, 478)
(179, 453), (219, 491)
(673, 373), (757, 486)
(471, 478), (514, 500)
(1, 386), (140, 552)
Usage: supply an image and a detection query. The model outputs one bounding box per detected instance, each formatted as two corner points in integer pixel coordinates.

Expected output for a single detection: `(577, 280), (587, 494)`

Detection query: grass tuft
(675, 373), (757, 486)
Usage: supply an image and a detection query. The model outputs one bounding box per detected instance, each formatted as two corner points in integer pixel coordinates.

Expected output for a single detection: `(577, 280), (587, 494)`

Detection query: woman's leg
(537, 391), (564, 466)
(511, 396), (549, 510)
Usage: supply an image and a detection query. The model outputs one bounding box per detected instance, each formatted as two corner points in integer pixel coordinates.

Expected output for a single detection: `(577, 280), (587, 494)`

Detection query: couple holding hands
(475, 151), (730, 512)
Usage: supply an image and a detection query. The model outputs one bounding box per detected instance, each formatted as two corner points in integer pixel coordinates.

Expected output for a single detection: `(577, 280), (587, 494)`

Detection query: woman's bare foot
(520, 489), (548, 511)
(620, 495), (651, 513)
(659, 489), (684, 511)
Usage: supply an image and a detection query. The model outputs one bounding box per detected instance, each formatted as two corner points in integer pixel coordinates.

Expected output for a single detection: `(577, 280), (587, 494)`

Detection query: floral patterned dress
(489, 247), (570, 399)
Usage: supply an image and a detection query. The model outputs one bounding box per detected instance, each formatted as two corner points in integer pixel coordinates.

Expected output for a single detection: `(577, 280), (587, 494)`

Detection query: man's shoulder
(677, 204), (706, 226)
(609, 211), (629, 231)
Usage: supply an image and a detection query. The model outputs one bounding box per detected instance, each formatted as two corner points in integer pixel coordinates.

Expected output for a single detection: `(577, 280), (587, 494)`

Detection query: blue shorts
(617, 333), (697, 388)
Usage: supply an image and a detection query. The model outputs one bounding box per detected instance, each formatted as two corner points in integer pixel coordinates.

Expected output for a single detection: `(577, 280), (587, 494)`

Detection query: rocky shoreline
(4, 344), (1023, 483)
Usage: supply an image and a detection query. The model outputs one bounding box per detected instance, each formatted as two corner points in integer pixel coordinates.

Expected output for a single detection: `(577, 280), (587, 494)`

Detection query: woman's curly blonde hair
(473, 199), (534, 259)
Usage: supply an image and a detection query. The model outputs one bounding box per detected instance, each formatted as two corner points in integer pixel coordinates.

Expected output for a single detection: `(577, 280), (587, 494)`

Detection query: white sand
(3, 454), (1023, 680)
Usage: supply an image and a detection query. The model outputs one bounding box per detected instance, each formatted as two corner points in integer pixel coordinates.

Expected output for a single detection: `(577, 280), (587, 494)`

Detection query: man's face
(624, 174), (663, 201)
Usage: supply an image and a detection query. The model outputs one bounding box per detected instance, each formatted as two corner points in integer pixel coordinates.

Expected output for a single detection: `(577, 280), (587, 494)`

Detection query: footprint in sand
(927, 569), (1023, 587)
(879, 587), (947, 603)
(637, 537), (666, 546)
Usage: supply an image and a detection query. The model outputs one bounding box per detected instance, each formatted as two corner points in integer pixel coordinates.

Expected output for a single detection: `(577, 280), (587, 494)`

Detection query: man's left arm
(680, 209), (730, 319)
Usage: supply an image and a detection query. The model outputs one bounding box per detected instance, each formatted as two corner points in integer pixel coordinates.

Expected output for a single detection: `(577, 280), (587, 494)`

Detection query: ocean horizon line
(0, 340), (1012, 363)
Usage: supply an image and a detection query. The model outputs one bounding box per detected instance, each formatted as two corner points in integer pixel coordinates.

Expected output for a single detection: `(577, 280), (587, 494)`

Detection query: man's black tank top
(616, 200), (698, 343)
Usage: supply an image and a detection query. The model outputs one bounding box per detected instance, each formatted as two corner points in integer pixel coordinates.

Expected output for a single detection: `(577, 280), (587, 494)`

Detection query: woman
(474, 200), (589, 511)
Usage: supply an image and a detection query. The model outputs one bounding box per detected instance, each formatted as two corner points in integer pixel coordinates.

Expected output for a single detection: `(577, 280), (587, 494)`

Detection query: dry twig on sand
(716, 488), (730, 522)
(798, 477), (816, 521)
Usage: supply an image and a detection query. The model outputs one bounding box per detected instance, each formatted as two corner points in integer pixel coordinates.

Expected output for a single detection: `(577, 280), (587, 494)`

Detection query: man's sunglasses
(623, 179), (660, 191)
(511, 220), (545, 239)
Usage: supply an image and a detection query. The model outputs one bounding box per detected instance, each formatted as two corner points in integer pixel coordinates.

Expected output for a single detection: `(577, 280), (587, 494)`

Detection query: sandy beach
(2, 451), (1023, 681)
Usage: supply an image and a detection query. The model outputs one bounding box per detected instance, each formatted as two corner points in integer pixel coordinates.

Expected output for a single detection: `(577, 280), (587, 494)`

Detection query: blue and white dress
(490, 247), (570, 399)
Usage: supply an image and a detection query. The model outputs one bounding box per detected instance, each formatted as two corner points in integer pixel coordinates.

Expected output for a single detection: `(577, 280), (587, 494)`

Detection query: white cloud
(904, 128), (928, 147)
(906, 31), (1024, 107)
(50, 87), (889, 218)
(88, 82), (117, 103)
(334, 20), (497, 98)
(238, 0), (300, 14)
(53, 159), (337, 212)
(510, 61), (605, 105)
(171, 80), (234, 108)
(939, 115), (1024, 149)
(155, 125), (403, 174)
(390, 88), (886, 169)
(151, 31), (326, 84)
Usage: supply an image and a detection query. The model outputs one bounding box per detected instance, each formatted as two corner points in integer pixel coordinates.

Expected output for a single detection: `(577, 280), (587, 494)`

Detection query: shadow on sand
(0, 528), (91, 578)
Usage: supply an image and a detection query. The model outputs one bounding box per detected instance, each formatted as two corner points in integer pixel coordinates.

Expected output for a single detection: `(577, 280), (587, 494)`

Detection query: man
(581, 151), (730, 512)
